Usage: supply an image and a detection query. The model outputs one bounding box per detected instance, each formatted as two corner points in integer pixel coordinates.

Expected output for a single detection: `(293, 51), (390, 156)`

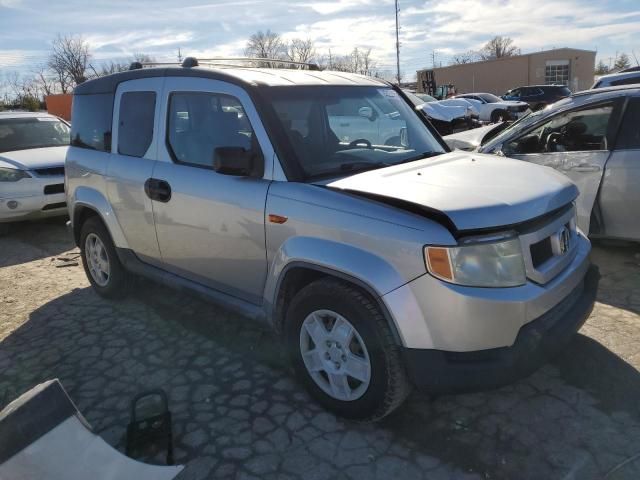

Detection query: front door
(598, 96), (640, 240)
(503, 100), (619, 234)
(150, 78), (274, 304)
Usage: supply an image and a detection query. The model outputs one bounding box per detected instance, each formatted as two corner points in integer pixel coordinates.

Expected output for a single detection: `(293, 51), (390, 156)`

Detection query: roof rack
(129, 56), (321, 71)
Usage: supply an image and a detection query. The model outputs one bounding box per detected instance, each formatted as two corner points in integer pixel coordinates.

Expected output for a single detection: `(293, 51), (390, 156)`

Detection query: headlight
(0, 167), (31, 182)
(424, 235), (526, 287)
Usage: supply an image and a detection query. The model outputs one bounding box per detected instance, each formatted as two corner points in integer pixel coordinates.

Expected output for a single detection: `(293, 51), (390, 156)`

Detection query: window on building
(118, 91), (156, 157)
(545, 61), (570, 86)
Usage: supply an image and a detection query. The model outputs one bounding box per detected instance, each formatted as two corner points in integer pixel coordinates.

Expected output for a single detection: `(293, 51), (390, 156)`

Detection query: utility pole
(177, 48), (183, 63)
(394, 0), (401, 84)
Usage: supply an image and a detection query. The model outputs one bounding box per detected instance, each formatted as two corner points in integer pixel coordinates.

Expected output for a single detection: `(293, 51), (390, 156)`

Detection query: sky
(1, 0), (639, 82)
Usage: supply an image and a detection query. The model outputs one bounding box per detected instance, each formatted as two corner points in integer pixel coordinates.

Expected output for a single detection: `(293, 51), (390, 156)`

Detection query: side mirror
(213, 146), (255, 176)
(358, 106), (375, 121)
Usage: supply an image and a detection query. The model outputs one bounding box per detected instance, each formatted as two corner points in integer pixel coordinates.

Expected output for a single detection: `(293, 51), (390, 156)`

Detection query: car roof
(74, 66), (388, 95)
(572, 84), (640, 98)
(0, 111), (57, 119)
(596, 70), (640, 82)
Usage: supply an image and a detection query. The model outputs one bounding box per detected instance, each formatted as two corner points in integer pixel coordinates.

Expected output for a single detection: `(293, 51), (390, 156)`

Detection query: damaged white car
(448, 86), (640, 242)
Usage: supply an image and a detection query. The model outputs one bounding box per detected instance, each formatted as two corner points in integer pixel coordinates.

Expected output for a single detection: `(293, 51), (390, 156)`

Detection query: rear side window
(611, 76), (640, 86)
(616, 98), (640, 149)
(71, 93), (113, 152)
(118, 91), (156, 157)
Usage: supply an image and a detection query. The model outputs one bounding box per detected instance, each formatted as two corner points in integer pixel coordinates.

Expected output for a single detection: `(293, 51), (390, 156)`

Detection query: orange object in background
(45, 94), (72, 122)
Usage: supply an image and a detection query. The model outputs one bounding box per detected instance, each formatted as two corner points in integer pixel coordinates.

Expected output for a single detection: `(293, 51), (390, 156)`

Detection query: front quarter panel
(263, 181), (456, 336)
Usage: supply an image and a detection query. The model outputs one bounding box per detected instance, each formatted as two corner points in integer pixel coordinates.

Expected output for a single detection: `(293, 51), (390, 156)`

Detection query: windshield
(0, 117), (70, 153)
(478, 93), (502, 103)
(268, 86), (446, 180)
(416, 93), (437, 103)
(402, 90), (427, 107)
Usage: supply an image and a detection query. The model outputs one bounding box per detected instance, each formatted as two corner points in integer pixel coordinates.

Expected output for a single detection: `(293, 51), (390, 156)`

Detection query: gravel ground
(1, 218), (639, 480)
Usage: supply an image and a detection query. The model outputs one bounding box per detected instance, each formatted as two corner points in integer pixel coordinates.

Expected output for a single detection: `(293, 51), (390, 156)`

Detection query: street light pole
(395, 0), (401, 84)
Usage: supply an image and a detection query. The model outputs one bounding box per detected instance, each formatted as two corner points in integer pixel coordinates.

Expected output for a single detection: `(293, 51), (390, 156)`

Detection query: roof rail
(133, 56), (321, 71)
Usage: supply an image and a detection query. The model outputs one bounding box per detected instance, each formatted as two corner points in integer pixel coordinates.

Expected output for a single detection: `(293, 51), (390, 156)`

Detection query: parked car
(0, 112), (69, 228)
(456, 85), (640, 242)
(455, 92), (530, 122)
(592, 70), (640, 89)
(66, 59), (598, 421)
(403, 90), (478, 134)
(502, 85), (572, 111)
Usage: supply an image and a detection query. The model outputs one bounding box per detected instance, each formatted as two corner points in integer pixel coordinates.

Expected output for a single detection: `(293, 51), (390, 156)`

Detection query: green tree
(595, 60), (610, 75)
(22, 95), (41, 112)
(614, 53), (631, 70)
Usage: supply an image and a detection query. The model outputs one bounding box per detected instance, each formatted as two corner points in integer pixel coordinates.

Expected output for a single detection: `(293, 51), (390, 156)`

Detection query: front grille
(44, 184), (64, 195)
(530, 237), (553, 268)
(42, 202), (66, 211)
(33, 166), (65, 177)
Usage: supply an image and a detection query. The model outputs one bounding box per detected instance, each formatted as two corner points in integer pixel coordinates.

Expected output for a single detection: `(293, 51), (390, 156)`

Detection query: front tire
(490, 109), (507, 123)
(285, 279), (411, 421)
(79, 216), (130, 298)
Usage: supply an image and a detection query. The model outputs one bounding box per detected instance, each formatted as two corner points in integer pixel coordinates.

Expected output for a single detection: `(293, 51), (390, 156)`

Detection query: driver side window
(505, 103), (614, 155)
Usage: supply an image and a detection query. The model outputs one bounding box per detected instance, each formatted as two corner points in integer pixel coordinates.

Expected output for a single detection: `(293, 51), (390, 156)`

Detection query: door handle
(569, 164), (601, 173)
(144, 178), (172, 203)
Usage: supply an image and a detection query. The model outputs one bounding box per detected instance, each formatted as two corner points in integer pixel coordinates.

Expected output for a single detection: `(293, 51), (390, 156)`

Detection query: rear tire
(490, 109), (507, 123)
(79, 216), (130, 298)
(285, 278), (411, 421)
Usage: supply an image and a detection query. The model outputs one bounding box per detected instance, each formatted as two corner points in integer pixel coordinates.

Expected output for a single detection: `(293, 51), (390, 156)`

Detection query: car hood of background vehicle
(444, 123), (503, 151)
(420, 103), (467, 122)
(0, 146), (68, 170)
(326, 151), (578, 231)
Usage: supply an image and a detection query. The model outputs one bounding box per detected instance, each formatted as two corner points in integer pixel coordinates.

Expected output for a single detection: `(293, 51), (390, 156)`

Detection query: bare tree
(133, 53), (156, 64)
(317, 47), (377, 75)
(595, 60), (610, 75)
(451, 50), (478, 65)
(245, 30), (285, 62)
(285, 38), (316, 65)
(480, 36), (520, 60)
(48, 34), (91, 88)
(33, 65), (56, 96)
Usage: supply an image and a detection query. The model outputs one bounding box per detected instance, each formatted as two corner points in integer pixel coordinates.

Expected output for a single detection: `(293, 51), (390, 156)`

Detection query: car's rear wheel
(490, 109), (507, 123)
(285, 278), (411, 421)
(80, 216), (130, 298)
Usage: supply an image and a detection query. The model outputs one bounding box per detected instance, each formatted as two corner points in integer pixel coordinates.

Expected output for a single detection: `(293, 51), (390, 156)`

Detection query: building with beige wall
(417, 48), (596, 95)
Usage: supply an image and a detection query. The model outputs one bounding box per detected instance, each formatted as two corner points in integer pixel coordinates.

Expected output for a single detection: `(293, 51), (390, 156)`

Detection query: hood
(0, 146), (68, 170)
(444, 123), (504, 151)
(419, 103), (468, 122)
(326, 151), (578, 232)
(495, 100), (528, 107)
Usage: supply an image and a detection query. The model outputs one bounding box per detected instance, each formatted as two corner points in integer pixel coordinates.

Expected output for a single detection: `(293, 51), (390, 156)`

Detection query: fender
(71, 186), (129, 249)
(263, 236), (420, 345)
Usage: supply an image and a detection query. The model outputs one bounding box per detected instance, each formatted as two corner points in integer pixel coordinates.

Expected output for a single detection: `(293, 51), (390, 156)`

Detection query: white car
(403, 90), (478, 134)
(455, 93), (530, 123)
(0, 112), (70, 226)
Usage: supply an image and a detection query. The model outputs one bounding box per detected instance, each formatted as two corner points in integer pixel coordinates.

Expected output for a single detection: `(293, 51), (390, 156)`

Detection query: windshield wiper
(395, 151), (444, 164)
(339, 161), (391, 173)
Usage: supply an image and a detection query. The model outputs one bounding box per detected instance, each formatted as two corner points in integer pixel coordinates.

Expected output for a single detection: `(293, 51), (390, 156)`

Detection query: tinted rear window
(616, 97), (640, 149)
(611, 76), (640, 86)
(118, 91), (156, 157)
(71, 93), (114, 152)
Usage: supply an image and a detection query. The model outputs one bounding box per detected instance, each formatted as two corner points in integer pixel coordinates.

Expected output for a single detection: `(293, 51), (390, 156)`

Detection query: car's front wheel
(80, 216), (131, 298)
(285, 278), (411, 421)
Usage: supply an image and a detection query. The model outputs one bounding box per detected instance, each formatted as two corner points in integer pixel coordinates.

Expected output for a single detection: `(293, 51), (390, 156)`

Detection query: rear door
(598, 95), (640, 240)
(502, 100), (621, 234)
(106, 78), (163, 262)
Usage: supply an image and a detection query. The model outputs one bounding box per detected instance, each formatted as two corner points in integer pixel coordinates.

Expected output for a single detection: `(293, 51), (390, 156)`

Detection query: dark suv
(502, 85), (572, 110)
